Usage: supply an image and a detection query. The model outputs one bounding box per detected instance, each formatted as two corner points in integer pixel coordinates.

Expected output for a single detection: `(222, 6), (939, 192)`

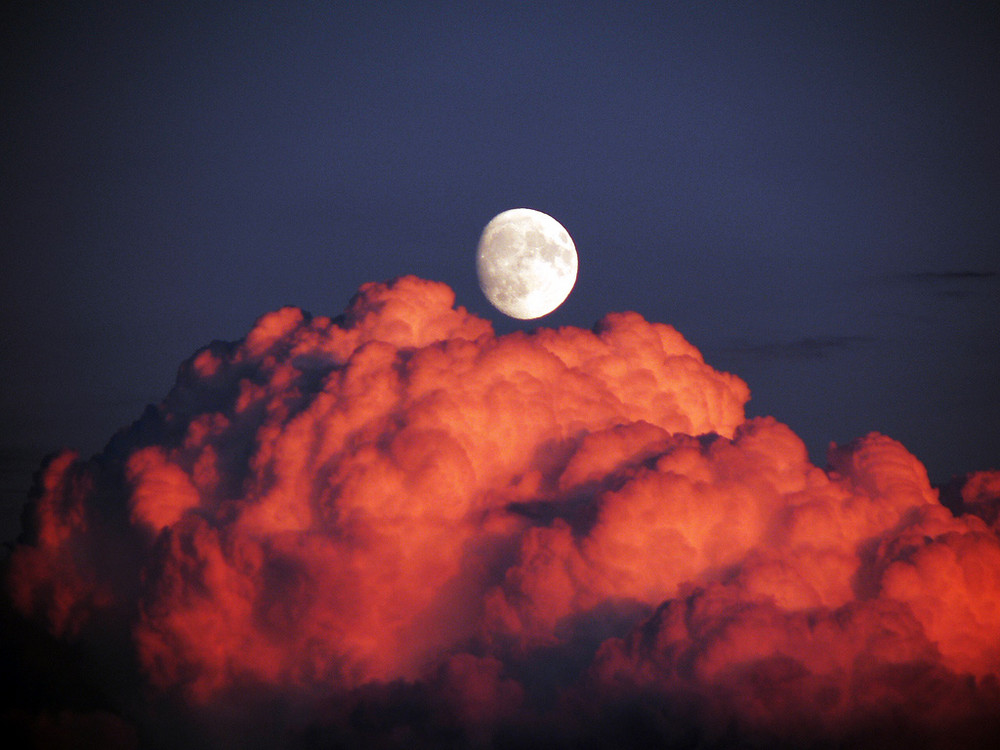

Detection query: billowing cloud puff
(5, 277), (999, 748)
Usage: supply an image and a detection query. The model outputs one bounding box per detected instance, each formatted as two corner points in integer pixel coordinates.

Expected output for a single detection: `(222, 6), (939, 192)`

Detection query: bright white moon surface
(476, 208), (578, 319)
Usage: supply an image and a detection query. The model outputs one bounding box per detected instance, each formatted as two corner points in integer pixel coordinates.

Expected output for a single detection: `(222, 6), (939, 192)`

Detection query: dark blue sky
(2, 1), (998, 527)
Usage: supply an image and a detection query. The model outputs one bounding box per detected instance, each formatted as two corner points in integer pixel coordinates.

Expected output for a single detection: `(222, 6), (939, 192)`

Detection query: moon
(476, 208), (578, 319)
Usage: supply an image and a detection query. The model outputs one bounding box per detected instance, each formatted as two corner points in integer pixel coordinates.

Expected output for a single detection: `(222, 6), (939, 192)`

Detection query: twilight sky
(4, 4), (1000, 748)
(2, 0), (998, 532)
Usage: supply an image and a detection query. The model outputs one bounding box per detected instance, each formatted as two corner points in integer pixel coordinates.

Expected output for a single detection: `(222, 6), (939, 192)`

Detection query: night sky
(3, 2), (998, 511)
(3, 4), (1000, 746)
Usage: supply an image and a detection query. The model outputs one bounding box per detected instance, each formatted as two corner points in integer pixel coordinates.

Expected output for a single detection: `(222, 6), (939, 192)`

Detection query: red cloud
(6, 277), (999, 747)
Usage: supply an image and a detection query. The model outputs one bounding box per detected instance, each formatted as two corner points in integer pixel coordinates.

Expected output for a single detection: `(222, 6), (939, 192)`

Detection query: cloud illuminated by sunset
(6, 276), (1000, 748)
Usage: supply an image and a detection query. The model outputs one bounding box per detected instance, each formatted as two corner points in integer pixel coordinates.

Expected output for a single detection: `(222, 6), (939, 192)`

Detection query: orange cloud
(6, 277), (999, 747)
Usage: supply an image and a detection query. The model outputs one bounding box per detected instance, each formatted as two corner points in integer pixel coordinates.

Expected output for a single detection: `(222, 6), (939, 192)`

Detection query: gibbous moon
(476, 208), (578, 319)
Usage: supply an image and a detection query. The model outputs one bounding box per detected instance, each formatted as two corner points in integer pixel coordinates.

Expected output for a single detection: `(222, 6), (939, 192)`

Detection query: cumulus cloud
(4, 276), (999, 748)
